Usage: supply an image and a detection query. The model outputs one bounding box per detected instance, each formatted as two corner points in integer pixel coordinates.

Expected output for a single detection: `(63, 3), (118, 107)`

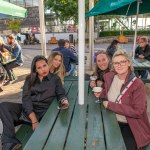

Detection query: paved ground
(0, 42), (150, 149)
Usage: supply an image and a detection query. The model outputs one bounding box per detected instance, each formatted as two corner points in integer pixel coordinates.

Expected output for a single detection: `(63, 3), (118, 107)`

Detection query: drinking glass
(93, 87), (102, 103)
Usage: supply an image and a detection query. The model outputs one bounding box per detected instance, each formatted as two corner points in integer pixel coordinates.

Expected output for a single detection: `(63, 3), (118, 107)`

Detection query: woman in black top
(0, 55), (69, 150)
(106, 39), (120, 59)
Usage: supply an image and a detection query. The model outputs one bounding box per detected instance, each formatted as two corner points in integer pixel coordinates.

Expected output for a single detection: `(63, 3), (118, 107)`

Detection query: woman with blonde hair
(96, 50), (150, 149)
(48, 51), (65, 84)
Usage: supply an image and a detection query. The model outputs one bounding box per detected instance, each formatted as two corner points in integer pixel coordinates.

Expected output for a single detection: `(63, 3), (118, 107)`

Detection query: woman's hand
(103, 101), (109, 108)
(62, 99), (69, 106)
(90, 80), (96, 88)
(32, 122), (39, 131)
(28, 112), (38, 130)
(59, 99), (69, 109)
(138, 54), (144, 59)
(97, 81), (103, 87)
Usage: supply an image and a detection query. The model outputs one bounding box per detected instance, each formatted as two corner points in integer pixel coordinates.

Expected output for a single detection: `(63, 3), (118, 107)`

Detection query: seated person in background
(64, 40), (77, 76)
(0, 55), (69, 150)
(53, 39), (78, 76)
(64, 40), (77, 56)
(48, 51), (65, 84)
(90, 50), (110, 89)
(97, 51), (150, 150)
(3, 34), (23, 84)
(0, 37), (10, 53)
(135, 36), (150, 61)
(106, 39), (120, 59)
(135, 36), (150, 79)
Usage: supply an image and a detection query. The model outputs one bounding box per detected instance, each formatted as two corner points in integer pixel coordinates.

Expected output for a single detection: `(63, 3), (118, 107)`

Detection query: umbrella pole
(89, 0), (94, 71)
(39, 0), (47, 57)
(78, 0), (85, 105)
(132, 0), (140, 59)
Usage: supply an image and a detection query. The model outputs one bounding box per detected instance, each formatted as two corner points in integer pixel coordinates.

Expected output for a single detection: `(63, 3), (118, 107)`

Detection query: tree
(44, 0), (99, 24)
(6, 19), (22, 33)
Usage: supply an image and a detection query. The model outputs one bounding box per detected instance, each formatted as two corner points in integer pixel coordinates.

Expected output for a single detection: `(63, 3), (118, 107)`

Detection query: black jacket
(135, 44), (150, 61)
(22, 73), (67, 117)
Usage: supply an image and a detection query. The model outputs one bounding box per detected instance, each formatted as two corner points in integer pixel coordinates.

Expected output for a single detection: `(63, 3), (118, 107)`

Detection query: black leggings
(3, 61), (19, 81)
(118, 122), (138, 150)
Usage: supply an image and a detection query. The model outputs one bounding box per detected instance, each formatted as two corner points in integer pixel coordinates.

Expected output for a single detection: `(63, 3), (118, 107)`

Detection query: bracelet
(32, 121), (38, 124)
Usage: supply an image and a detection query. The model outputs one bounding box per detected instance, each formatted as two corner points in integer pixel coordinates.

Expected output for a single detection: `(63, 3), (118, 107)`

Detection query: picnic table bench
(132, 58), (150, 83)
(16, 77), (150, 150)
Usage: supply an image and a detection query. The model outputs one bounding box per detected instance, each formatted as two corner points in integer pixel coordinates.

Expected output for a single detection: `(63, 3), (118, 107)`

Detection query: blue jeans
(138, 70), (148, 79)
(66, 64), (76, 76)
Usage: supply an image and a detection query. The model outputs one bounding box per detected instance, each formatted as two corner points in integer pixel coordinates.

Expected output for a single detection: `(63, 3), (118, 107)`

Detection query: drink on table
(92, 87), (103, 103)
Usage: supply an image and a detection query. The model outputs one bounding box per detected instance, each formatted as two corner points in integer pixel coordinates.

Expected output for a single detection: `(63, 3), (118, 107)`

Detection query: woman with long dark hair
(0, 55), (69, 150)
(90, 50), (110, 89)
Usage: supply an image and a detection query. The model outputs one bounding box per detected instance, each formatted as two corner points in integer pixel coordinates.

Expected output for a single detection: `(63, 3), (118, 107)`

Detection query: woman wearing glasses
(96, 51), (150, 150)
(90, 50), (110, 89)
(0, 55), (69, 150)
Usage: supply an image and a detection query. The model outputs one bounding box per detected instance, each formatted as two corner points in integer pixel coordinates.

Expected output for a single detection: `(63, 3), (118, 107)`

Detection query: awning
(86, 0), (150, 17)
(0, 0), (27, 18)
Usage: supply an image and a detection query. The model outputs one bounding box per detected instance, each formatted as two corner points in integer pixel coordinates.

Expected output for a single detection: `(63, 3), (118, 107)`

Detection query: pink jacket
(100, 71), (150, 148)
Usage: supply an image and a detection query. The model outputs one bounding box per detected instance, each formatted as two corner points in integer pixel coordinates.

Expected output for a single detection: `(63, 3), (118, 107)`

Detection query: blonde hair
(111, 50), (134, 72)
(140, 36), (148, 43)
(48, 51), (65, 83)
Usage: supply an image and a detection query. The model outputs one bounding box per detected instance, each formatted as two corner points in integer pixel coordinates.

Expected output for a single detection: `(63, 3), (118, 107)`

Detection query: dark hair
(94, 50), (110, 77)
(107, 39), (120, 49)
(65, 39), (69, 43)
(27, 55), (48, 88)
(58, 39), (65, 47)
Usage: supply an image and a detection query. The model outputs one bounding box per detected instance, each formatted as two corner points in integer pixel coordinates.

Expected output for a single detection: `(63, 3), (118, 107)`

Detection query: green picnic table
(132, 58), (150, 83)
(15, 77), (150, 150)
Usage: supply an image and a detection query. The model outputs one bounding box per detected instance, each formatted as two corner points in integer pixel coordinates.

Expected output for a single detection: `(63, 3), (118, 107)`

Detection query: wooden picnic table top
(22, 79), (126, 150)
(132, 58), (150, 70)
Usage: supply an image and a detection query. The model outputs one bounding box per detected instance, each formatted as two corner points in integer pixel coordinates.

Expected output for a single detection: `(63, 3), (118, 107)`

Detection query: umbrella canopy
(86, 0), (150, 17)
(0, 0), (26, 18)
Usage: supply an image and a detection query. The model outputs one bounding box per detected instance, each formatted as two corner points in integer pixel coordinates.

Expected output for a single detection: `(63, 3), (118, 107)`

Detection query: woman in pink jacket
(97, 50), (150, 149)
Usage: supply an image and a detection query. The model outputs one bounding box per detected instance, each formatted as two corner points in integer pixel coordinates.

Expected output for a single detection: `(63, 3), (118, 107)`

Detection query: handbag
(115, 76), (137, 104)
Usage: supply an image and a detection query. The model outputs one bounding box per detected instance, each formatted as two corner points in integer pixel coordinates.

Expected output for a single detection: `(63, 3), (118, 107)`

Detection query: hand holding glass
(92, 87), (103, 103)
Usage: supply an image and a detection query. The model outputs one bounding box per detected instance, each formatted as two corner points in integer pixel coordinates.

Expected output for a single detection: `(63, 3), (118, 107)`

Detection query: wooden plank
(16, 124), (33, 148)
(142, 145), (150, 150)
(133, 59), (150, 70)
(86, 90), (106, 150)
(43, 81), (78, 150)
(101, 105), (126, 150)
(65, 81), (89, 150)
(64, 76), (78, 81)
(23, 81), (72, 150)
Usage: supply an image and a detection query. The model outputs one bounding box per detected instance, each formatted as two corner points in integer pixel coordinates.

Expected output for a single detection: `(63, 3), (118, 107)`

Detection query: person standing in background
(16, 32), (21, 44)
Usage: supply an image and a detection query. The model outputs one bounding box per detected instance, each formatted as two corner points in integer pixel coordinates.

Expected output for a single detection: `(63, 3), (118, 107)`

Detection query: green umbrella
(0, 0), (26, 18)
(86, 0), (150, 17)
(86, 0), (150, 58)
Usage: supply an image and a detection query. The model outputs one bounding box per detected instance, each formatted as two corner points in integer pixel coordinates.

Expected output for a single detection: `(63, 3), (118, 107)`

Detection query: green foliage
(99, 30), (150, 37)
(44, 0), (99, 24)
(6, 19), (22, 33)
